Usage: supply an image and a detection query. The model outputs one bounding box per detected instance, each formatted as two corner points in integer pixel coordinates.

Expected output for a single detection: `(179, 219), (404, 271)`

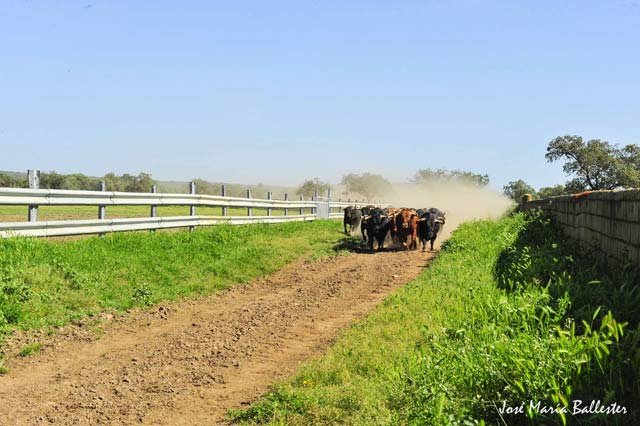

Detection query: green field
(231, 212), (639, 425)
(0, 220), (345, 365)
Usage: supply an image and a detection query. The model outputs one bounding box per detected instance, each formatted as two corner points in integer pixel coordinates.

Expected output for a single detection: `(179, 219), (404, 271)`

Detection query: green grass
(230, 212), (638, 425)
(0, 205), (310, 222)
(0, 220), (345, 342)
(17, 342), (41, 357)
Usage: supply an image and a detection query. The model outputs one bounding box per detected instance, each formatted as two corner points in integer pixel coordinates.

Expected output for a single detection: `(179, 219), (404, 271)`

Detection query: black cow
(360, 206), (374, 242)
(343, 206), (363, 235)
(428, 207), (446, 220)
(365, 208), (393, 251)
(417, 208), (446, 251)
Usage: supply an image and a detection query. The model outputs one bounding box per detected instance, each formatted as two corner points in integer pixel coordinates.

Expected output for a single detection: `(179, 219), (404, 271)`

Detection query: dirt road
(0, 248), (435, 425)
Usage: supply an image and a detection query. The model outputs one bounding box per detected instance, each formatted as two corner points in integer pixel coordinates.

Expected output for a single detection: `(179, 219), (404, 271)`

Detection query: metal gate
(315, 197), (330, 219)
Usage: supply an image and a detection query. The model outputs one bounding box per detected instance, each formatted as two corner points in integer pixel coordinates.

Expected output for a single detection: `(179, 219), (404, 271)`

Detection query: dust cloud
(384, 182), (514, 240)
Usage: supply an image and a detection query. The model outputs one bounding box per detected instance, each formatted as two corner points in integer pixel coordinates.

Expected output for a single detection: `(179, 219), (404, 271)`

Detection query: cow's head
(400, 208), (414, 227)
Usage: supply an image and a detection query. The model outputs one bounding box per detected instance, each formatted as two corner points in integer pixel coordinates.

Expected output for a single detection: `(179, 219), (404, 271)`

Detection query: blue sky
(1, 0), (639, 190)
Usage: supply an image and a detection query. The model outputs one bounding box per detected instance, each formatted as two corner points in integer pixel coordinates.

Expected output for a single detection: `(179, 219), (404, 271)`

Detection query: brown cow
(394, 208), (419, 250)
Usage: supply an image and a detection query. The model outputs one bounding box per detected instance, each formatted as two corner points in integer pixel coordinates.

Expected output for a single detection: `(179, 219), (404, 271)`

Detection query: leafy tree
(192, 178), (216, 195)
(0, 173), (19, 188)
(538, 184), (567, 198)
(503, 180), (536, 201)
(546, 135), (640, 191)
(64, 173), (100, 190)
(411, 168), (489, 186)
(341, 173), (391, 201)
(40, 171), (67, 189)
(103, 172), (125, 191)
(296, 178), (331, 199)
(103, 172), (154, 192)
(125, 172), (154, 192)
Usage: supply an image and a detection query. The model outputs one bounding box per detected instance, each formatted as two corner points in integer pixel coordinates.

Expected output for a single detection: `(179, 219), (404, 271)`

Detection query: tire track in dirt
(0, 249), (435, 425)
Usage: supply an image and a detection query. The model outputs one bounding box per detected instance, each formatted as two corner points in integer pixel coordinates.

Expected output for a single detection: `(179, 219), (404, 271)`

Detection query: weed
(18, 342), (41, 357)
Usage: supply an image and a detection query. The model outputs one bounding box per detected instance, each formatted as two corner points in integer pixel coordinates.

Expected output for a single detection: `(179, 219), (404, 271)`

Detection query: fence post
(327, 188), (332, 216)
(312, 187), (318, 215)
(98, 181), (106, 220)
(247, 189), (252, 216)
(267, 191), (272, 216)
(189, 181), (196, 232)
(284, 193), (288, 216)
(150, 184), (157, 218)
(299, 195), (304, 216)
(149, 184), (157, 233)
(27, 169), (39, 222)
(221, 184), (227, 216)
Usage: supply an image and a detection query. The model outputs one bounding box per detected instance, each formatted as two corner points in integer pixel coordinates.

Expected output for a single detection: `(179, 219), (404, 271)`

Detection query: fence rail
(0, 215), (320, 238)
(0, 188), (318, 208)
(0, 174), (381, 237)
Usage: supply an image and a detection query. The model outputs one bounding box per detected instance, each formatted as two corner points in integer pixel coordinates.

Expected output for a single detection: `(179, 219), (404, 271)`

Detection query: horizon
(2, 1), (639, 191)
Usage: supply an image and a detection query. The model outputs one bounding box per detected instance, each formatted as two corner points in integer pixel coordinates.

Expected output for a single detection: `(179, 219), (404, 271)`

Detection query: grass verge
(230, 212), (638, 425)
(0, 220), (344, 346)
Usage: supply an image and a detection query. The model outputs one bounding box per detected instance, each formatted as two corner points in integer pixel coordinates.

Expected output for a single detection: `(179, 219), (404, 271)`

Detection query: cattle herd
(343, 206), (446, 252)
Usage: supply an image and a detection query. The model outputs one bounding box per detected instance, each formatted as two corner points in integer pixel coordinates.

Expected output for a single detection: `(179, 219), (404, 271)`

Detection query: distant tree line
(0, 170), (299, 199)
(411, 168), (490, 187)
(503, 135), (640, 201)
(0, 171), (155, 192)
(0, 172), (26, 188)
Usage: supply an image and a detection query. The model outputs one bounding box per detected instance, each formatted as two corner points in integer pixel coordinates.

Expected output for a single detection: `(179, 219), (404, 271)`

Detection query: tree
(64, 173), (100, 190)
(296, 178), (330, 199)
(538, 184), (567, 198)
(192, 178), (216, 195)
(546, 135), (640, 191)
(103, 172), (154, 192)
(341, 173), (391, 201)
(40, 171), (67, 189)
(411, 168), (489, 186)
(125, 173), (154, 192)
(503, 180), (536, 201)
(0, 173), (18, 188)
(102, 172), (121, 191)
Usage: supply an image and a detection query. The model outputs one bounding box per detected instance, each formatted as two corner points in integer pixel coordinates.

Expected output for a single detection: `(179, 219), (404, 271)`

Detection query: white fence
(0, 180), (378, 237)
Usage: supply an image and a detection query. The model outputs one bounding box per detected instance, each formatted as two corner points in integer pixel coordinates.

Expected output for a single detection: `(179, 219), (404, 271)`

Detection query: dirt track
(0, 248), (435, 425)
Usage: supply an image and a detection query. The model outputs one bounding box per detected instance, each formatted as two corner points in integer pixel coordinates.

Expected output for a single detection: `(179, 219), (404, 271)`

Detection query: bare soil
(0, 248), (435, 425)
